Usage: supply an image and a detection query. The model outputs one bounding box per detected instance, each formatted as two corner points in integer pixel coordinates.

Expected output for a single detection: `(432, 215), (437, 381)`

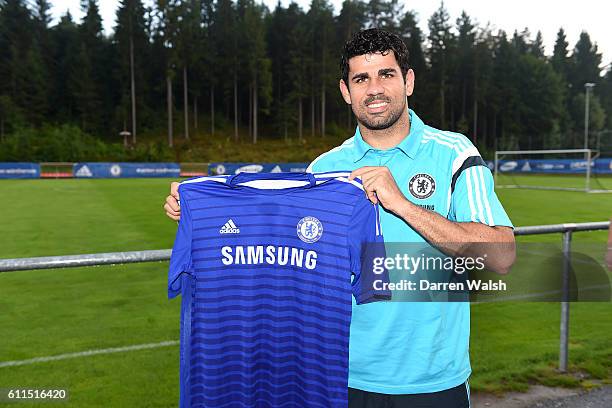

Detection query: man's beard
(355, 97), (406, 131)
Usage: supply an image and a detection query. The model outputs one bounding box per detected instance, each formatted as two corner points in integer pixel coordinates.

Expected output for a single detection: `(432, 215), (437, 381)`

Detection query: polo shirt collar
(352, 109), (425, 163)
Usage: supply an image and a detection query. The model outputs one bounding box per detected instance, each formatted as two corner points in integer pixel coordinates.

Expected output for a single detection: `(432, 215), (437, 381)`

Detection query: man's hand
(349, 166), (407, 213)
(164, 182), (181, 221)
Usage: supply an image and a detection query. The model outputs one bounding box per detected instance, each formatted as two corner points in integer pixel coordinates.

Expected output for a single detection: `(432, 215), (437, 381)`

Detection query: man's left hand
(349, 166), (407, 213)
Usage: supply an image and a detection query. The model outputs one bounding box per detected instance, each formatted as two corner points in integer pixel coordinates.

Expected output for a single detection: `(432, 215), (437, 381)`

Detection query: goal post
(493, 149), (612, 193)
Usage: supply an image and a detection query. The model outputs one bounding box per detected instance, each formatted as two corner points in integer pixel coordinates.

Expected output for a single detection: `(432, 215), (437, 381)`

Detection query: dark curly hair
(340, 28), (410, 88)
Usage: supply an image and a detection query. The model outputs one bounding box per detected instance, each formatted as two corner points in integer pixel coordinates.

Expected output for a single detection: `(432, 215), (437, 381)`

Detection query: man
(165, 28), (516, 407)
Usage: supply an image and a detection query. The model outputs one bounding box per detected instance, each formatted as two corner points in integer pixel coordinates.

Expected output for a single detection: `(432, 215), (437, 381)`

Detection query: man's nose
(366, 76), (385, 96)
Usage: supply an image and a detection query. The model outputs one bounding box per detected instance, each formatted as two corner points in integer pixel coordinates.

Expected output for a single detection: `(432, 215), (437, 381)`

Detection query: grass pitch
(0, 176), (611, 406)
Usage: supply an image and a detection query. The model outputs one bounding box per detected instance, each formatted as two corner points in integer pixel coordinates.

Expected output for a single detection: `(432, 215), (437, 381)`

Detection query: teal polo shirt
(307, 109), (513, 394)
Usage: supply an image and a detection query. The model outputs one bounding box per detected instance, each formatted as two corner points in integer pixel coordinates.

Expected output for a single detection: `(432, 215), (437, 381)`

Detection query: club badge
(408, 173), (435, 199)
(297, 216), (323, 243)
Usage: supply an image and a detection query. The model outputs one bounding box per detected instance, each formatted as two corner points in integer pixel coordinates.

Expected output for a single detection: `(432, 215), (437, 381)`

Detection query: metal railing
(1, 221), (610, 373)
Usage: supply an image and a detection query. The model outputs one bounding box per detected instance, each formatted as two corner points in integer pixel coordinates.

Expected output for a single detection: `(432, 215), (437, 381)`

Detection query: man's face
(340, 52), (414, 130)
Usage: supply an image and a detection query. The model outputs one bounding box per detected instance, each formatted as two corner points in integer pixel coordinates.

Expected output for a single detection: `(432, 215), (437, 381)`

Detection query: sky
(50, 0), (612, 68)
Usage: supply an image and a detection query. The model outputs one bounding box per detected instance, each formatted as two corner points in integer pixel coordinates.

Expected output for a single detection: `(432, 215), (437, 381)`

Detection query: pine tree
(115, 0), (150, 142)
(366, 0), (401, 31)
(530, 31), (545, 59)
(601, 68), (612, 129)
(491, 31), (521, 148)
(550, 28), (574, 139)
(568, 31), (603, 139)
(241, 0), (271, 143)
(214, 0), (237, 138)
(70, 42), (101, 132)
(287, 8), (310, 141)
(551, 28), (571, 80)
(153, 0), (180, 147)
(427, 2), (455, 128)
(0, 0), (35, 125)
(515, 54), (564, 148)
(397, 9), (426, 112)
(50, 12), (80, 122)
(455, 11), (476, 134)
(307, 0), (335, 137)
(77, 0), (106, 133)
(570, 31), (602, 92)
(336, 0), (367, 43)
(511, 28), (530, 55)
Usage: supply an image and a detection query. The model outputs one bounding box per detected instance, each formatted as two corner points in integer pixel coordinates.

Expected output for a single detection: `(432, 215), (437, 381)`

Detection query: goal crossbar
(495, 149), (592, 155)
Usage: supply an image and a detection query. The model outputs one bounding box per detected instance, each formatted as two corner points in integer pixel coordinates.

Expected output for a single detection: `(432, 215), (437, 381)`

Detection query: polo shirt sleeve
(168, 185), (195, 299)
(449, 162), (513, 228)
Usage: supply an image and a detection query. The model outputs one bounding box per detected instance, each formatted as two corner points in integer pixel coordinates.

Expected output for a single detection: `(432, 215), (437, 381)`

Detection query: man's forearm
(391, 197), (516, 274)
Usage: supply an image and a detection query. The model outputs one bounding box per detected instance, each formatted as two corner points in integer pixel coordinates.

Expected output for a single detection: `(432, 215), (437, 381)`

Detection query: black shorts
(348, 382), (470, 408)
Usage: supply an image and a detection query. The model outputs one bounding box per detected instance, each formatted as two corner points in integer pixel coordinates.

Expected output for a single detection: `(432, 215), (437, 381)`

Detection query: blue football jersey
(168, 171), (389, 408)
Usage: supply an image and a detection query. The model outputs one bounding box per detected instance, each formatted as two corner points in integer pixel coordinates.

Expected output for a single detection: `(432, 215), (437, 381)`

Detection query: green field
(496, 173), (612, 192)
(0, 177), (611, 406)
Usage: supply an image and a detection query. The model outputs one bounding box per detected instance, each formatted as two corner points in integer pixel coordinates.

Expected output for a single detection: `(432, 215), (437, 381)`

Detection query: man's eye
(382, 73), (392, 79)
(355, 78), (365, 83)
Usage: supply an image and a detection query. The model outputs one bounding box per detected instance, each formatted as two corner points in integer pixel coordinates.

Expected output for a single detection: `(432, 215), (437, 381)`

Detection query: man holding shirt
(164, 28), (515, 408)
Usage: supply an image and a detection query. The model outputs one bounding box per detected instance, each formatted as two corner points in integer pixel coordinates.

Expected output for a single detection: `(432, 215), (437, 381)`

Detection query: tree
(570, 31), (602, 92)
(268, 1), (305, 139)
(601, 68), (612, 129)
(76, 0), (107, 133)
(241, 0), (271, 143)
(472, 25), (495, 147)
(514, 54), (564, 148)
(511, 28), (530, 55)
(0, 0), (36, 126)
(307, 0), (335, 137)
(397, 10), (426, 110)
(175, 0), (203, 141)
(153, 0), (180, 147)
(115, 0), (149, 142)
(366, 0), (402, 31)
(49, 12), (80, 123)
(568, 32), (603, 138)
(427, 2), (455, 128)
(570, 92), (605, 147)
(530, 30), (545, 59)
(336, 0), (367, 43)
(70, 43), (101, 132)
(214, 0), (237, 138)
(550, 28), (574, 138)
(455, 11), (476, 134)
(490, 31), (521, 148)
(287, 8), (310, 141)
(551, 28), (572, 80)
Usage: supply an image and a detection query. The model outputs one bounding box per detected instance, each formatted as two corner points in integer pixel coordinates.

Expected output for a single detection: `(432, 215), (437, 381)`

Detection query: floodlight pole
(584, 83), (595, 152)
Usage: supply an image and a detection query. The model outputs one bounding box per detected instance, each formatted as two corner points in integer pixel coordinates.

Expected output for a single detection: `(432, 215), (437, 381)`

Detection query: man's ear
(339, 79), (351, 105)
(405, 69), (415, 97)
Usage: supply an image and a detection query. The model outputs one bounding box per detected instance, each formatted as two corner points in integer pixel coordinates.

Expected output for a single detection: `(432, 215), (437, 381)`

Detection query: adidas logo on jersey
(220, 219), (240, 234)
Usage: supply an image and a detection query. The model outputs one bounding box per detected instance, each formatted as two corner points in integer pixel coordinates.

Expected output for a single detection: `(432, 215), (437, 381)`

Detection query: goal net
(494, 149), (612, 193)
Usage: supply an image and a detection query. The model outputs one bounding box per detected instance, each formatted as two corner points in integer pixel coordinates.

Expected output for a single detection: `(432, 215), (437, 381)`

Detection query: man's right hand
(164, 182), (181, 221)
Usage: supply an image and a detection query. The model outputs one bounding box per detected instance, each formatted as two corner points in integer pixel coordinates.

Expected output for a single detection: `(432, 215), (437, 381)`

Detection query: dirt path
(472, 385), (611, 408)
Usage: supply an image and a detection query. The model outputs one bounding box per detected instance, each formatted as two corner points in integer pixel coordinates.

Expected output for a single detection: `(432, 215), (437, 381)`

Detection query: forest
(0, 0), (611, 161)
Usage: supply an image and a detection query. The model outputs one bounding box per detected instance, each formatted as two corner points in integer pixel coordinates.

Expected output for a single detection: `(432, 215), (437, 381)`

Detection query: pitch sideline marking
(0, 340), (179, 368)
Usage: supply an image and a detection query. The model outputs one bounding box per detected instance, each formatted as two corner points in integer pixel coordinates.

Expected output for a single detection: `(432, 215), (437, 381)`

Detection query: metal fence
(1, 221), (610, 373)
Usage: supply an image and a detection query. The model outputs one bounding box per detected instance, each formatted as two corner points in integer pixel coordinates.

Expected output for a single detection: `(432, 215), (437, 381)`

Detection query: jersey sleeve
(168, 188), (195, 299)
(449, 163), (513, 227)
(348, 197), (391, 304)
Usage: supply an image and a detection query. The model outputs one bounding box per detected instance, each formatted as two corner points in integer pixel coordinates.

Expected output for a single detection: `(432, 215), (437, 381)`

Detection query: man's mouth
(366, 100), (389, 113)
